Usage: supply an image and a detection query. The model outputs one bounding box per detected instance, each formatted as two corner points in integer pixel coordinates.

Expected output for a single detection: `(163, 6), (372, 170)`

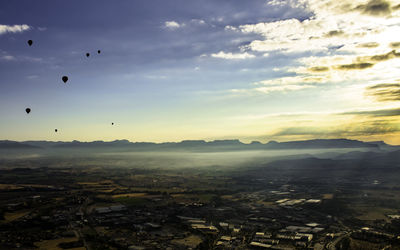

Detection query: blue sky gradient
(1, 0), (400, 143)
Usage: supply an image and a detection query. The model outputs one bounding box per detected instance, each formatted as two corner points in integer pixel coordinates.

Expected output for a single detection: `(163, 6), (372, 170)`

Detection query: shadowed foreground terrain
(1, 139), (400, 249)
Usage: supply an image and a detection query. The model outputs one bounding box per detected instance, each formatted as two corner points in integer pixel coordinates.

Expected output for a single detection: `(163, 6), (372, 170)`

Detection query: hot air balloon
(86, 53), (90, 57)
(55, 129), (58, 133)
(25, 108), (31, 114)
(62, 76), (68, 83)
(97, 50), (101, 54)
(27, 40), (33, 46)
(112, 122), (114, 125)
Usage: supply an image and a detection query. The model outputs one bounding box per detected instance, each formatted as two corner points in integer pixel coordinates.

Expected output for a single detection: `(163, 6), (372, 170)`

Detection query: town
(1, 161), (400, 249)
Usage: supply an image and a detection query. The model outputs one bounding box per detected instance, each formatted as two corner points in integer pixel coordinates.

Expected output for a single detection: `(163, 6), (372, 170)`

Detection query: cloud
(390, 42), (400, 48)
(266, 0), (307, 9)
(273, 126), (333, 136)
(218, 0), (400, 95)
(341, 107), (400, 116)
(229, 75), (320, 95)
(300, 50), (399, 73)
(254, 84), (314, 94)
(267, 0), (289, 6)
(233, 105), (400, 142)
(256, 76), (325, 85)
(357, 42), (380, 48)
(308, 66), (329, 72)
(0, 51), (42, 63)
(163, 19), (208, 31)
(325, 30), (345, 37)
(336, 62), (375, 70)
(0, 55), (16, 61)
(274, 120), (400, 137)
(224, 25), (238, 31)
(190, 19), (206, 25)
(364, 50), (400, 61)
(233, 0), (400, 54)
(227, 46), (400, 99)
(284, 48), (400, 88)
(365, 82), (400, 101)
(26, 75), (39, 79)
(0, 24), (30, 35)
(211, 51), (255, 59)
(164, 21), (183, 30)
(230, 84), (313, 95)
(354, 0), (392, 16)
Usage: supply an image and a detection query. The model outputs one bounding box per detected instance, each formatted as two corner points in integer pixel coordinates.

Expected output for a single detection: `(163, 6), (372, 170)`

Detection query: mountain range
(0, 138), (396, 151)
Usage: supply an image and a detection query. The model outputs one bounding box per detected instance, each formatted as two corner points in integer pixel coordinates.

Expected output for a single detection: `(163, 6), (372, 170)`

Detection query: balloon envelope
(86, 53), (90, 57)
(97, 50), (101, 54)
(25, 108), (31, 114)
(62, 76), (68, 83)
(27, 40), (33, 46)
(55, 129), (58, 132)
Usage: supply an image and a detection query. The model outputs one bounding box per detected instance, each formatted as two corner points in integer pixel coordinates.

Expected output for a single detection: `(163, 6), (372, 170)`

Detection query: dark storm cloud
(355, 0), (392, 16)
(365, 83), (400, 101)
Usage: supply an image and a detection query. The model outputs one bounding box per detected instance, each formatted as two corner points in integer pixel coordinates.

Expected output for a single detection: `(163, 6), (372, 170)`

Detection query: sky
(1, 0), (400, 144)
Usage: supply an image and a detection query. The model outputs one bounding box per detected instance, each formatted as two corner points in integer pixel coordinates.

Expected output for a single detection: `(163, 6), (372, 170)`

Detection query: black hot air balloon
(86, 53), (90, 57)
(27, 40), (33, 46)
(55, 129), (58, 133)
(97, 50), (101, 54)
(62, 76), (68, 83)
(112, 122), (114, 125)
(25, 108), (31, 114)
